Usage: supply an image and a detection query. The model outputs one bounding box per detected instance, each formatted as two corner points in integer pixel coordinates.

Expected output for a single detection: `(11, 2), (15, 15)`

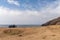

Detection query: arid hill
(41, 17), (60, 26)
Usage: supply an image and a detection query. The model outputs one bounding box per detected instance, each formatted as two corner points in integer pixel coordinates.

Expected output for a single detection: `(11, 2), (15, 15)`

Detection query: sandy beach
(0, 25), (59, 40)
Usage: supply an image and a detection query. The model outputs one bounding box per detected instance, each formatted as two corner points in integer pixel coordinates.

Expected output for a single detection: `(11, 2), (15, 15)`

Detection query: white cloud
(0, 6), (43, 24)
(7, 0), (20, 6)
(1, 0), (60, 25)
(42, 0), (60, 15)
(0, 6), (41, 16)
(38, 0), (60, 24)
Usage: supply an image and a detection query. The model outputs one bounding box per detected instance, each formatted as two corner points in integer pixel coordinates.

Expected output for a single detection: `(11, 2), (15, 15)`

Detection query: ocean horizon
(0, 25), (41, 28)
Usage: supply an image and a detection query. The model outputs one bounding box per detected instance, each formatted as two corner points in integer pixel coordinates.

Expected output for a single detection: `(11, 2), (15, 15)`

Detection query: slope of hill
(41, 17), (60, 26)
(0, 25), (60, 40)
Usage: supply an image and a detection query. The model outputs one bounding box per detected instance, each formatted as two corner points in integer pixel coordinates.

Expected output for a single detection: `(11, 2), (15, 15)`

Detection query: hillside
(0, 25), (60, 40)
(41, 17), (60, 26)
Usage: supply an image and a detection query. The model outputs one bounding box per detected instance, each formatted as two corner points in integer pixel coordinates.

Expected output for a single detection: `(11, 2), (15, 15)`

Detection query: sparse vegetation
(42, 36), (47, 39)
(3, 29), (24, 35)
(0, 25), (60, 40)
(18, 34), (23, 36)
(51, 35), (56, 36)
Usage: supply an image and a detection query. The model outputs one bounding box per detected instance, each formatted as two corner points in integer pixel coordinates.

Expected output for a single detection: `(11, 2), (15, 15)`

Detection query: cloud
(1, 0), (60, 25)
(0, 6), (43, 24)
(0, 0), (60, 25)
(0, 6), (41, 16)
(37, 0), (60, 23)
(7, 0), (20, 6)
(42, 0), (60, 14)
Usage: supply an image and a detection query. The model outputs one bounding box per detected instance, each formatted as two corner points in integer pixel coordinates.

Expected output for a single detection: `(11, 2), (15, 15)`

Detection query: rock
(41, 17), (60, 26)
(9, 25), (17, 28)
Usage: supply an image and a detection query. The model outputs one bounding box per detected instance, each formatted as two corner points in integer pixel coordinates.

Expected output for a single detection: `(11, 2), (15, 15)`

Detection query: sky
(0, 0), (60, 25)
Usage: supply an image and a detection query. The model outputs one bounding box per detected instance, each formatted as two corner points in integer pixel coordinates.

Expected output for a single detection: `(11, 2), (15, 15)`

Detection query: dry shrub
(3, 29), (24, 35)
(42, 36), (47, 39)
(51, 35), (56, 36)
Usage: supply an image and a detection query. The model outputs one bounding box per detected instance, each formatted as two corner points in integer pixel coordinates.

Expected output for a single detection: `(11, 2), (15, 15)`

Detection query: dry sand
(0, 25), (60, 40)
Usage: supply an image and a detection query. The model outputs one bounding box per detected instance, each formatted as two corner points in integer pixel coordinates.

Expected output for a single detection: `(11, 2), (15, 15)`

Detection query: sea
(0, 25), (41, 28)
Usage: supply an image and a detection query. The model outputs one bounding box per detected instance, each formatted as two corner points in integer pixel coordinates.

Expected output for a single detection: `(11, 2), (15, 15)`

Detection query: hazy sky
(0, 0), (60, 25)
